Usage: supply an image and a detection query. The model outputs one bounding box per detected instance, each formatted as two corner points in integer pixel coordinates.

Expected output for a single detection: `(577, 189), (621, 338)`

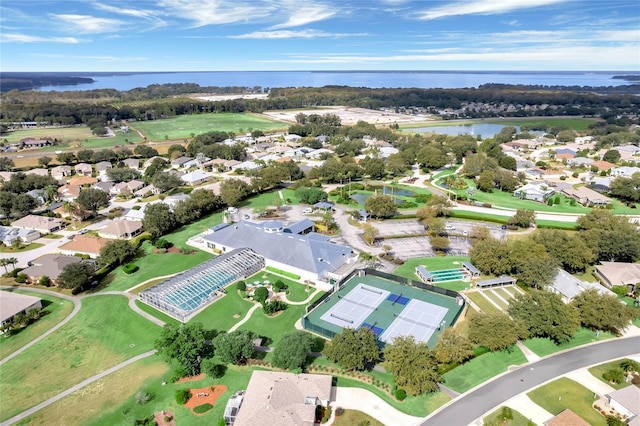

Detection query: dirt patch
(184, 385), (228, 416)
(175, 373), (205, 384)
(153, 247), (184, 254)
(154, 410), (176, 426)
(233, 314), (241, 318)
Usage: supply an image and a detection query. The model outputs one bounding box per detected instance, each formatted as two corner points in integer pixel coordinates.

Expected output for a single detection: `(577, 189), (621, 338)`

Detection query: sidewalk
(332, 387), (423, 426)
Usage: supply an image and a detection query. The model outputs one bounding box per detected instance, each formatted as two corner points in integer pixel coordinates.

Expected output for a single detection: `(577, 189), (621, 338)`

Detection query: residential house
(134, 184), (158, 198)
(549, 269), (615, 303)
(74, 163), (93, 176)
(110, 180), (145, 197)
(561, 186), (611, 206)
(123, 206), (146, 221)
(203, 158), (229, 172)
(20, 138), (53, 149)
(613, 144), (640, 155)
(232, 371), (332, 426)
(50, 165), (72, 180)
(122, 158), (140, 169)
(606, 386), (640, 426)
(26, 189), (48, 206)
(171, 156), (193, 169)
(306, 148), (334, 160)
(0, 291), (43, 327)
(60, 235), (113, 259)
(574, 136), (593, 144)
(98, 219), (143, 239)
(57, 185), (81, 201)
(544, 409), (589, 426)
(611, 166), (640, 178)
(595, 262), (640, 294)
(514, 182), (555, 202)
(591, 177), (614, 192)
(284, 134), (302, 143)
(68, 176), (98, 187)
(24, 168), (49, 177)
(231, 161), (263, 172)
(163, 193), (190, 211)
(0, 226), (40, 246)
(93, 181), (114, 193)
(0, 171), (14, 183)
(555, 152), (575, 161)
(591, 160), (615, 172)
(20, 254), (82, 283)
(12, 215), (64, 233)
(143, 156), (169, 169)
(180, 170), (214, 186)
(568, 157), (594, 168)
(95, 161), (112, 173)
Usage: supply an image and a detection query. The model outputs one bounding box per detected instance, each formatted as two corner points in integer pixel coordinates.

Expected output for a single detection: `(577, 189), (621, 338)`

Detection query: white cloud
(52, 14), (123, 34)
(230, 29), (364, 39)
(1, 33), (82, 44)
(94, 3), (155, 18)
(269, 1), (336, 29)
(157, 0), (267, 27)
(419, 0), (568, 20)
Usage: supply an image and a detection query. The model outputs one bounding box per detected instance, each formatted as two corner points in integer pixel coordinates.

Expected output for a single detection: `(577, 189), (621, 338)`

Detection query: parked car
(77, 229), (89, 235)
(444, 224), (456, 231)
(303, 207), (313, 214)
(243, 214), (250, 220)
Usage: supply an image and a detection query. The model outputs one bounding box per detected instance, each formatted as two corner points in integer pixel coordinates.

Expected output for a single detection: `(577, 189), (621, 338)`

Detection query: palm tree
(45, 185), (58, 203)
(7, 257), (17, 271)
(358, 251), (377, 269)
(62, 201), (80, 229)
(0, 258), (8, 274)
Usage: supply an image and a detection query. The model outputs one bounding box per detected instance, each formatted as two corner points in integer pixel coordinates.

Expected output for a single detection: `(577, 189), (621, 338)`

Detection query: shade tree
(212, 330), (257, 365)
(155, 323), (210, 376)
(272, 331), (315, 371)
(383, 335), (441, 395)
(570, 289), (638, 335)
(468, 311), (527, 352)
(323, 328), (379, 371)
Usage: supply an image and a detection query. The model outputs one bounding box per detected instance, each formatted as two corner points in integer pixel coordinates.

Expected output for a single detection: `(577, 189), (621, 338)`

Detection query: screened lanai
(139, 247), (265, 322)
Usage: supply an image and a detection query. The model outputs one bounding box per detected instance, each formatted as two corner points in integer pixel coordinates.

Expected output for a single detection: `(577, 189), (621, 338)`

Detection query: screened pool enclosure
(139, 248), (265, 322)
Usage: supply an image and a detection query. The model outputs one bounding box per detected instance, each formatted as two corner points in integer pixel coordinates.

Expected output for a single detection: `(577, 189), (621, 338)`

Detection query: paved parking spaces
(384, 236), (434, 258)
(444, 220), (507, 240)
(373, 219), (425, 237)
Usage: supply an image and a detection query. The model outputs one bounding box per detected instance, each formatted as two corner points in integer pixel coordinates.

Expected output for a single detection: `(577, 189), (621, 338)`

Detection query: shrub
(321, 406), (332, 424)
(273, 279), (286, 291)
(263, 300), (288, 314)
(395, 389), (407, 401)
(612, 285), (629, 297)
(547, 198), (554, 206)
(15, 273), (27, 283)
(202, 359), (226, 378)
(154, 238), (172, 249)
(603, 368), (625, 384)
(164, 415), (171, 423)
(236, 280), (246, 291)
(123, 263), (138, 274)
(132, 205), (141, 210)
(135, 391), (151, 405)
(217, 419), (226, 426)
(254, 286), (269, 304)
(193, 403), (213, 414)
(175, 389), (191, 405)
(134, 414), (156, 426)
(39, 276), (51, 287)
(335, 407), (344, 417)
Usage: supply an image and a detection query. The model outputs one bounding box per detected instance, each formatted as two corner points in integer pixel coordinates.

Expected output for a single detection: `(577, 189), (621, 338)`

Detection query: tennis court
(320, 284), (390, 329)
(380, 299), (447, 344)
(303, 270), (465, 347)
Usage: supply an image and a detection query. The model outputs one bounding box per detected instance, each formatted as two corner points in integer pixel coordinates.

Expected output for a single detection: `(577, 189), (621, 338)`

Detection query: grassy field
(482, 406), (533, 426)
(528, 378), (606, 426)
(1, 126), (141, 149)
(17, 356), (170, 426)
(0, 242), (44, 253)
(188, 290), (256, 331)
(85, 364), (254, 426)
(0, 290), (74, 359)
(588, 359), (635, 391)
(392, 255), (472, 292)
(0, 295), (161, 422)
(333, 410), (384, 426)
(129, 113), (287, 141)
(134, 300), (181, 326)
(245, 271), (315, 302)
(466, 291), (502, 313)
(442, 347), (528, 393)
(237, 300), (309, 348)
(400, 117), (601, 131)
(521, 327), (615, 358)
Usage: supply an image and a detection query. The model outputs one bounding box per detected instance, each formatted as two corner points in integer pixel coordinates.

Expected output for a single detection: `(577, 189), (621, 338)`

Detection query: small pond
(365, 185), (415, 197)
(350, 192), (405, 205)
(409, 123), (522, 137)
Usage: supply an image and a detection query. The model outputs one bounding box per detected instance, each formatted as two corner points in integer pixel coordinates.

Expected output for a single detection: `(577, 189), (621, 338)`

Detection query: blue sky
(1, 0), (639, 72)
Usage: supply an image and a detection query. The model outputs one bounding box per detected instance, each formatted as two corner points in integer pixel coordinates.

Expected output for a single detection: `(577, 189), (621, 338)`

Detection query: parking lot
(374, 219), (425, 237)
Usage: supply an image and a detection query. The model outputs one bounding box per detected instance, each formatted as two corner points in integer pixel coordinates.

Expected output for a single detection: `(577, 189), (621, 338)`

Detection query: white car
(444, 224), (456, 231)
(302, 207), (313, 214)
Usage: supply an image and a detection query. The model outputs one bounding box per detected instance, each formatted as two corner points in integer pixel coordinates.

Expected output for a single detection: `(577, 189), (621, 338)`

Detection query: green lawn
(333, 410), (384, 426)
(134, 300), (181, 326)
(528, 378), (606, 426)
(433, 165), (461, 180)
(188, 290), (256, 331)
(98, 242), (212, 292)
(85, 364), (254, 426)
(392, 255), (472, 292)
(17, 356), (169, 426)
(0, 242), (44, 253)
(466, 291), (502, 314)
(335, 376), (450, 417)
(521, 327), (616, 358)
(80, 129), (141, 149)
(483, 406), (532, 426)
(0, 290), (74, 359)
(588, 359), (635, 391)
(482, 290), (509, 310)
(442, 347), (528, 393)
(0, 295), (161, 422)
(237, 302), (308, 347)
(130, 113), (287, 141)
(2, 126), (94, 144)
(245, 271), (315, 302)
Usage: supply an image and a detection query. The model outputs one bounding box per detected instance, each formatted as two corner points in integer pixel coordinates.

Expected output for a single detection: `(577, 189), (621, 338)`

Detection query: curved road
(420, 336), (640, 426)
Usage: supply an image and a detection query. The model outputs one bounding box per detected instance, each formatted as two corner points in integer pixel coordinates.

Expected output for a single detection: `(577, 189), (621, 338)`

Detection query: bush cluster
(175, 389), (191, 405)
(395, 388), (407, 401)
(123, 263), (138, 274)
(263, 300), (288, 314)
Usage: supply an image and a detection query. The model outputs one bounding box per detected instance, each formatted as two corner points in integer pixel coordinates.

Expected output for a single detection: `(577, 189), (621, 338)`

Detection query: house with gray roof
(50, 165), (72, 180)
(180, 170), (213, 186)
(122, 158), (140, 169)
(233, 371), (332, 426)
(0, 226), (40, 247)
(203, 219), (355, 283)
(568, 157), (594, 167)
(549, 269), (615, 303)
(21, 254), (82, 283)
(514, 182), (555, 203)
(12, 215), (64, 234)
(607, 386), (640, 426)
(74, 163), (93, 176)
(611, 166), (640, 178)
(0, 291), (43, 327)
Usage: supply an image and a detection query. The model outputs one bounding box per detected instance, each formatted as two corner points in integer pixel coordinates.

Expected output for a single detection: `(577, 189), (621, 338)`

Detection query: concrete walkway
(228, 303), (261, 332)
(0, 350), (157, 426)
(332, 387), (424, 426)
(127, 295), (166, 327)
(499, 394), (554, 425)
(516, 341), (541, 363)
(565, 368), (615, 396)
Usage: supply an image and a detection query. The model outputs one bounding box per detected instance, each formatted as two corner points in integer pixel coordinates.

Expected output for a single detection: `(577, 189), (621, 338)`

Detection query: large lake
(35, 71), (639, 92)
(410, 123), (523, 137)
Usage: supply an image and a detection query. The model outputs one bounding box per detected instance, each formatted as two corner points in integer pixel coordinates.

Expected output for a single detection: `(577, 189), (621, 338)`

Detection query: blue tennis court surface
(361, 323), (384, 336)
(386, 293), (410, 305)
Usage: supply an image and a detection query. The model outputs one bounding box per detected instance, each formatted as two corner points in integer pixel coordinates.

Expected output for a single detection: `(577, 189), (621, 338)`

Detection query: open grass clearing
(134, 300), (181, 326)
(86, 364), (253, 426)
(442, 347), (527, 393)
(2, 127), (93, 144)
(0, 290), (74, 359)
(528, 378), (606, 426)
(0, 242), (43, 253)
(333, 409), (384, 426)
(482, 406), (534, 426)
(17, 356), (169, 426)
(466, 291), (502, 314)
(335, 376), (450, 417)
(188, 289), (256, 331)
(245, 271), (314, 303)
(237, 302), (308, 347)
(482, 290), (509, 310)
(130, 278), (167, 295)
(521, 327), (616, 358)
(492, 287), (515, 302)
(588, 359), (635, 391)
(130, 113), (287, 141)
(0, 295), (161, 422)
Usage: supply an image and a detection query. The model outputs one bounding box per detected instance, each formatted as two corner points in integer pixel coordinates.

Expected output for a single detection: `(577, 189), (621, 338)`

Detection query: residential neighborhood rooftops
(596, 262), (640, 287)
(544, 409), (589, 426)
(0, 291), (43, 324)
(60, 235), (113, 257)
(550, 269), (614, 301)
(20, 253), (82, 281)
(11, 215), (64, 233)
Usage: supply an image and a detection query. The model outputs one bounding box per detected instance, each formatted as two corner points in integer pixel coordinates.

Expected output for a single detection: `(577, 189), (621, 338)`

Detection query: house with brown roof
(57, 184), (81, 201)
(98, 219), (143, 239)
(561, 186), (611, 206)
(74, 163), (93, 176)
(544, 409), (589, 426)
(607, 386), (640, 426)
(50, 165), (72, 180)
(12, 215), (64, 234)
(595, 262), (640, 293)
(68, 176), (98, 187)
(110, 180), (145, 196)
(0, 291), (43, 327)
(60, 235), (114, 259)
(20, 254), (82, 283)
(591, 160), (615, 172)
(232, 371), (332, 426)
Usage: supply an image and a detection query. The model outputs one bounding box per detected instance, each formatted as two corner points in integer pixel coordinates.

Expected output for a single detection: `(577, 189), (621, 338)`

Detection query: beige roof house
(234, 371), (332, 426)
(20, 253), (82, 282)
(74, 163), (93, 176)
(60, 235), (114, 259)
(607, 386), (640, 426)
(561, 186), (611, 206)
(98, 219), (143, 239)
(122, 158), (140, 169)
(24, 168), (49, 177)
(12, 215), (64, 233)
(57, 184), (81, 201)
(0, 291), (43, 326)
(51, 165), (72, 180)
(596, 262), (640, 292)
(68, 176), (98, 187)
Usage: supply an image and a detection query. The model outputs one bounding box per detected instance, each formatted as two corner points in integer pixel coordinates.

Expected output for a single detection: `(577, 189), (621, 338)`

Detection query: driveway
(333, 387), (423, 426)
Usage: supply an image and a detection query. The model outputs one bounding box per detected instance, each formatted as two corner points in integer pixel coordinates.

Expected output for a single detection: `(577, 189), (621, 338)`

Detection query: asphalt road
(420, 336), (640, 426)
